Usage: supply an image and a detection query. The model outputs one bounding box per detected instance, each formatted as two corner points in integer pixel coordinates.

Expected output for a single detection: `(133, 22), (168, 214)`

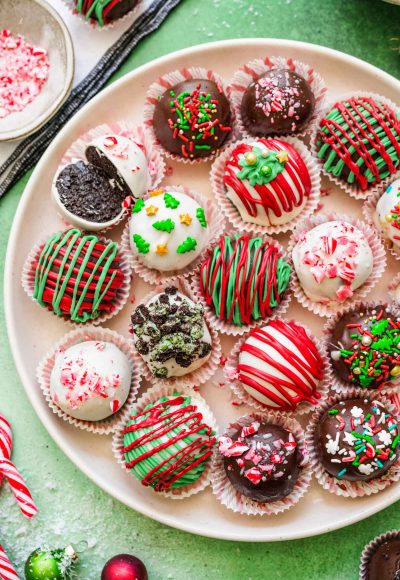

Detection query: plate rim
(4, 38), (400, 542)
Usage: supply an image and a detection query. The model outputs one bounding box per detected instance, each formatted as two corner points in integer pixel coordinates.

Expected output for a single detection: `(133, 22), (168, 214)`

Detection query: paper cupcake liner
(21, 230), (132, 326)
(210, 135), (321, 236)
(305, 388), (400, 498)
(360, 530), (400, 580)
(230, 55), (327, 140)
(388, 272), (400, 304)
(36, 326), (141, 435)
(120, 184), (226, 285)
(112, 383), (219, 499)
(211, 412), (312, 516)
(287, 212), (386, 318)
(52, 122), (165, 233)
(362, 188), (400, 262)
(190, 232), (293, 336)
(309, 91), (400, 201)
(224, 320), (330, 415)
(322, 300), (400, 396)
(129, 277), (221, 389)
(63, 0), (143, 31)
(143, 66), (237, 164)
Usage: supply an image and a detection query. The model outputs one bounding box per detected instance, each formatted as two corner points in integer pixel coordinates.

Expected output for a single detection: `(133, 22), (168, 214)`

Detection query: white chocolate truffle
(50, 341), (131, 421)
(129, 191), (209, 272)
(131, 286), (212, 378)
(292, 220), (373, 304)
(375, 178), (400, 251)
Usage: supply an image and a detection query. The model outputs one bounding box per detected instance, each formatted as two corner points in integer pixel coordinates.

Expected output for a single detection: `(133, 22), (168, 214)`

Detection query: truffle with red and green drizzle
(74, 0), (138, 25)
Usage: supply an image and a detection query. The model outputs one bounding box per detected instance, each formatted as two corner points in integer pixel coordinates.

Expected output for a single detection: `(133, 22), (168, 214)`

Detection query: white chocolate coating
(375, 178), (400, 252)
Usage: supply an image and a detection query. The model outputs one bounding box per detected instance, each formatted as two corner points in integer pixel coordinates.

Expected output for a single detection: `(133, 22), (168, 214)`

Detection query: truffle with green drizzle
(74, 0), (138, 26)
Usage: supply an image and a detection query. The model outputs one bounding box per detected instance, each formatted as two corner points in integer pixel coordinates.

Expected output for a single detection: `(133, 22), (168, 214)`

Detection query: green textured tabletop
(1, 0), (400, 578)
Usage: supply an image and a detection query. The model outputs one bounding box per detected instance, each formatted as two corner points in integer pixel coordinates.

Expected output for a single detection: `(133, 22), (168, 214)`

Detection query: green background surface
(1, 0), (400, 578)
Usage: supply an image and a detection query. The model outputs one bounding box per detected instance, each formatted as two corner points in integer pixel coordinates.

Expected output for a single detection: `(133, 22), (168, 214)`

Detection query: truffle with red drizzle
(122, 394), (215, 492)
(152, 78), (232, 159)
(316, 96), (400, 193)
(237, 321), (324, 411)
(218, 420), (303, 502)
(223, 138), (312, 226)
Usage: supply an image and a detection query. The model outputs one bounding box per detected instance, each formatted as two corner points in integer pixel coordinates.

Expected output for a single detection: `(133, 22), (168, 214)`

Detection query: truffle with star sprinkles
(152, 78), (232, 159)
(200, 234), (291, 328)
(122, 394), (216, 492)
(129, 190), (209, 272)
(314, 398), (400, 482)
(292, 220), (374, 304)
(328, 305), (400, 389)
(74, 0), (139, 25)
(218, 420), (302, 502)
(316, 96), (400, 193)
(375, 178), (400, 253)
(50, 341), (131, 421)
(240, 69), (315, 137)
(131, 286), (212, 379)
(223, 138), (312, 227)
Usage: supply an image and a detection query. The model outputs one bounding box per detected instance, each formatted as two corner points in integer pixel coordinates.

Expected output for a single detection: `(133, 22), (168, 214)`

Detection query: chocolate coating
(240, 69), (315, 136)
(75, 0), (138, 24)
(86, 145), (127, 191)
(152, 78), (232, 159)
(328, 305), (400, 389)
(220, 422), (302, 503)
(315, 398), (400, 482)
(367, 537), (400, 580)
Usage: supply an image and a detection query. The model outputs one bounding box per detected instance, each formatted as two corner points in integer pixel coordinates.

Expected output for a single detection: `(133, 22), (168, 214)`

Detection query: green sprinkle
(328, 409), (339, 415)
(164, 192), (180, 209)
(132, 199), (145, 214)
(152, 219), (175, 233)
(177, 237), (197, 254)
(132, 234), (150, 254)
(196, 207), (207, 228)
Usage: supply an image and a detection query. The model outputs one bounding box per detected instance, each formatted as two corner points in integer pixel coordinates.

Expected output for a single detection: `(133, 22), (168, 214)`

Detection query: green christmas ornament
(25, 545), (78, 580)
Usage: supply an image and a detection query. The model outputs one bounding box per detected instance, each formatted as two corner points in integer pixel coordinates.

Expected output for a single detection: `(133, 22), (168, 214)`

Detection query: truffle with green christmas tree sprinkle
(328, 305), (400, 388)
(152, 218), (175, 233)
(196, 207), (207, 228)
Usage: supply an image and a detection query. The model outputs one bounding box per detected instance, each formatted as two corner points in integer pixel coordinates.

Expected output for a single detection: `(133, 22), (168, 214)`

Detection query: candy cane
(0, 413), (37, 518)
(0, 545), (19, 580)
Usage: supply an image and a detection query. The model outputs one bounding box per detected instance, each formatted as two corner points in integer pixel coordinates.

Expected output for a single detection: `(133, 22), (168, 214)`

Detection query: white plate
(5, 39), (400, 542)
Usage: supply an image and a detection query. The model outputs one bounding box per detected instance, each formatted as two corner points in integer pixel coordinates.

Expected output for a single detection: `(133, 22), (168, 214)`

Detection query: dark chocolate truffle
(328, 305), (400, 389)
(366, 537), (400, 580)
(74, 0), (138, 25)
(152, 78), (232, 159)
(218, 420), (302, 502)
(240, 69), (315, 136)
(315, 398), (400, 482)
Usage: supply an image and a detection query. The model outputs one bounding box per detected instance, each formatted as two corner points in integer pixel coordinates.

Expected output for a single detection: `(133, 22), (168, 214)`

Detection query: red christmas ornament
(101, 554), (148, 580)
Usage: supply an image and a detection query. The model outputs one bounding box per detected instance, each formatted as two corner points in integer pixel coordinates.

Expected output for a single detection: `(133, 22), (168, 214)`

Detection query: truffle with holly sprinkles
(240, 69), (315, 136)
(375, 178), (400, 252)
(152, 78), (232, 159)
(223, 138), (312, 226)
(315, 398), (400, 482)
(74, 0), (138, 25)
(292, 220), (373, 304)
(129, 190), (209, 272)
(122, 394), (216, 492)
(131, 286), (212, 379)
(219, 420), (303, 502)
(328, 305), (400, 389)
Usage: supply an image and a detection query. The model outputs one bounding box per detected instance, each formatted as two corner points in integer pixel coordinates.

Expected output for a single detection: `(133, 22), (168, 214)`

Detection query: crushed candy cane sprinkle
(0, 28), (50, 119)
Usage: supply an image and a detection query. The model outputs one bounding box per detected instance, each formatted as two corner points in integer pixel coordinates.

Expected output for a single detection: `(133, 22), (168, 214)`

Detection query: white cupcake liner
(36, 326), (141, 435)
(309, 91), (400, 201)
(360, 530), (400, 580)
(22, 230), (132, 326)
(287, 212), (386, 318)
(224, 319), (330, 415)
(211, 412), (312, 516)
(210, 135), (321, 236)
(112, 383), (219, 499)
(323, 300), (400, 396)
(230, 55), (327, 140)
(362, 188), (400, 262)
(190, 231), (293, 336)
(120, 184), (226, 285)
(305, 388), (400, 498)
(129, 277), (221, 389)
(143, 66), (237, 164)
(64, 0), (143, 31)
(53, 122), (165, 232)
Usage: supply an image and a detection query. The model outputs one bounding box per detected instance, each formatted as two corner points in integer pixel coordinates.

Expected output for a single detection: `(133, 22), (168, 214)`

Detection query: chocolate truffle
(200, 234), (291, 327)
(328, 305), (400, 389)
(152, 78), (232, 159)
(218, 420), (302, 502)
(316, 96), (400, 192)
(131, 286), (212, 379)
(238, 321), (323, 411)
(223, 137), (312, 227)
(240, 69), (315, 136)
(74, 0), (138, 25)
(366, 536), (400, 580)
(292, 220), (373, 304)
(315, 398), (400, 481)
(375, 178), (400, 253)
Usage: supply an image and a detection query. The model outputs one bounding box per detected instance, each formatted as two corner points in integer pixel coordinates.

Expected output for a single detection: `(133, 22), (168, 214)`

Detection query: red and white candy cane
(0, 413), (37, 518)
(0, 545), (19, 580)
